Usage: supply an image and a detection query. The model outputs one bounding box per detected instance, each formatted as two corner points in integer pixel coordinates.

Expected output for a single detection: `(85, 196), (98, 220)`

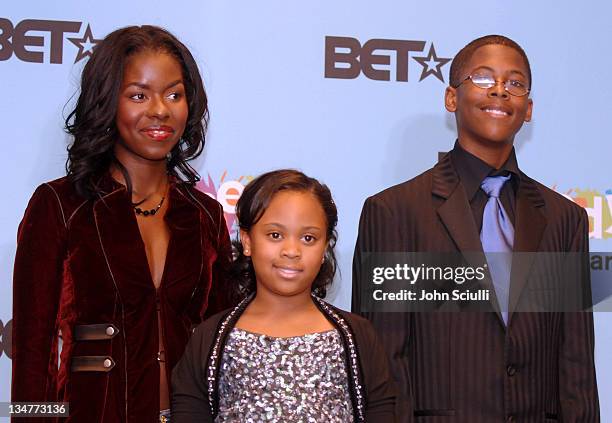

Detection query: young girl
(172, 169), (397, 422)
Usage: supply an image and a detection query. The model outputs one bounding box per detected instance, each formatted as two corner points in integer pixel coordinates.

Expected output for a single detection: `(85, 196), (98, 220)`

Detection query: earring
(244, 249), (250, 255)
(321, 257), (325, 264)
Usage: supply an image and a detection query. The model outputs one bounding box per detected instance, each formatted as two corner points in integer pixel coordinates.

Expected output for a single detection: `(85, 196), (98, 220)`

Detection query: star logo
(412, 43), (451, 83)
(68, 24), (101, 63)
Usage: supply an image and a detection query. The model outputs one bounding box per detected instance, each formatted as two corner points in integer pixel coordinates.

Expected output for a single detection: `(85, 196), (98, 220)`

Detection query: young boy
(352, 35), (599, 422)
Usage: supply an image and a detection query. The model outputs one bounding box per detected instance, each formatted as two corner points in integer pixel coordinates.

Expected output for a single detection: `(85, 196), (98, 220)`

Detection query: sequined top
(215, 328), (354, 422)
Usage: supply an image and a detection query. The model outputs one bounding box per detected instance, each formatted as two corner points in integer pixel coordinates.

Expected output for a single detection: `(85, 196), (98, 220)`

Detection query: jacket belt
(74, 323), (119, 341)
(71, 356), (115, 372)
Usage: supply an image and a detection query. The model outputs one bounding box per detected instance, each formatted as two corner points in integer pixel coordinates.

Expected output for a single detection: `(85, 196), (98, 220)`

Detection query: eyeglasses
(454, 73), (530, 97)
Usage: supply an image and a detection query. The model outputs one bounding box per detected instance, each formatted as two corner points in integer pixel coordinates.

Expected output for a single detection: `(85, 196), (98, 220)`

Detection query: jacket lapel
(433, 154), (504, 323)
(92, 175), (206, 300)
(507, 175), (547, 323)
(93, 183), (154, 299)
(162, 185), (204, 289)
(433, 154), (483, 253)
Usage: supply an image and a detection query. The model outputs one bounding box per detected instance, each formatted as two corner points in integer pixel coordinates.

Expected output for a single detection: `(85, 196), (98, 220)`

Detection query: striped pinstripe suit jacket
(352, 153), (599, 422)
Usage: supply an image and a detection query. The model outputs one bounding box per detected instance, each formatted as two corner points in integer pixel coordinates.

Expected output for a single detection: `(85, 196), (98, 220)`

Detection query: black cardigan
(172, 294), (397, 422)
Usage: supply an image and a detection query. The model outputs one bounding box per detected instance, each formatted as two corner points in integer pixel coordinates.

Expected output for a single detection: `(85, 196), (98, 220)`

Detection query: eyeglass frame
(453, 74), (531, 97)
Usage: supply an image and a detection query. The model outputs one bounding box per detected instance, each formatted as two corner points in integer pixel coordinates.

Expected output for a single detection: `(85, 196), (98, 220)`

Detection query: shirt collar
(450, 140), (521, 201)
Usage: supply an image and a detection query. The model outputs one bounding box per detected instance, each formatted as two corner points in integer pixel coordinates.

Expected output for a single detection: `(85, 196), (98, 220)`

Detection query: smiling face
(445, 44), (533, 150)
(241, 190), (328, 299)
(115, 50), (188, 164)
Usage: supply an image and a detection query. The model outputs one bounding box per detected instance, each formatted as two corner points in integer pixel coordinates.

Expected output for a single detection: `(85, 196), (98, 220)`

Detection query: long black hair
(231, 169), (339, 299)
(65, 25), (208, 198)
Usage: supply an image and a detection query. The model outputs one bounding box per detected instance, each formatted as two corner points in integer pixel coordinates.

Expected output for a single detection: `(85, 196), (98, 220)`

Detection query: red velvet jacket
(11, 174), (232, 422)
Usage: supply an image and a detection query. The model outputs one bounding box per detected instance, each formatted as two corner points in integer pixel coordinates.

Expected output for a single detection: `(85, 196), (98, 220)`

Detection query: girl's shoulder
(192, 308), (234, 342)
(334, 307), (372, 327)
(311, 298), (377, 343)
(190, 297), (249, 353)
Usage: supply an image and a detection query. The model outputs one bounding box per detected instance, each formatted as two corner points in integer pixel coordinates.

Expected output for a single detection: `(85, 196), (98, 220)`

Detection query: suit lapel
(437, 190), (483, 254)
(508, 175), (547, 323)
(433, 155), (504, 323)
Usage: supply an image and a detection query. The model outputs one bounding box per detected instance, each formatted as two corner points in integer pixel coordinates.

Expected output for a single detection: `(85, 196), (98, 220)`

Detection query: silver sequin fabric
(215, 328), (354, 422)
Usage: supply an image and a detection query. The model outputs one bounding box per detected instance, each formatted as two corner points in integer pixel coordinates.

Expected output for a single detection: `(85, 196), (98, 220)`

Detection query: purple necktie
(480, 175), (514, 324)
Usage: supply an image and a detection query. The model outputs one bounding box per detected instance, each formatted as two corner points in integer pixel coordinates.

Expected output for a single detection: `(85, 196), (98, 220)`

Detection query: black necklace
(133, 195), (165, 216)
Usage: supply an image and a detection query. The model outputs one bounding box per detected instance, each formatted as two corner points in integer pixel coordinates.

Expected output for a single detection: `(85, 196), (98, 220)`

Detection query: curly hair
(230, 169), (338, 299)
(449, 34), (532, 89)
(65, 25), (208, 198)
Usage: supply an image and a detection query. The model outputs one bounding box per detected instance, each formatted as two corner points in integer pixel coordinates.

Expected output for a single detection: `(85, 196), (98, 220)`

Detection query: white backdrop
(1, 1), (611, 420)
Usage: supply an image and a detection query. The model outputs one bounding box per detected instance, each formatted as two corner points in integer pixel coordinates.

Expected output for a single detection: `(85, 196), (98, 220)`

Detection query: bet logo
(0, 319), (12, 360)
(325, 36), (451, 83)
(0, 18), (100, 64)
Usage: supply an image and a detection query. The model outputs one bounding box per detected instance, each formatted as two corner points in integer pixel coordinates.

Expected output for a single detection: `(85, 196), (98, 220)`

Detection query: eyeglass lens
(470, 74), (528, 96)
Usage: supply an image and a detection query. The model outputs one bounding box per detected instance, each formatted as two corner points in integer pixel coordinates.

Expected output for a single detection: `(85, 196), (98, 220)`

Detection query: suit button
(106, 326), (115, 336)
(507, 365), (517, 376)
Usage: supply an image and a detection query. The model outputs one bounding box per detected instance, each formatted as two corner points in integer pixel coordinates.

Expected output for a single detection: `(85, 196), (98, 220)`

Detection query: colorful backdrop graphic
(196, 172), (253, 237)
(1, 1), (611, 420)
(568, 189), (612, 239)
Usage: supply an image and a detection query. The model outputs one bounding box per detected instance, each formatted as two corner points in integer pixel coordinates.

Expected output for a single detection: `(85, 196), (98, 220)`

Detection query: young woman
(172, 170), (397, 422)
(11, 26), (232, 422)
